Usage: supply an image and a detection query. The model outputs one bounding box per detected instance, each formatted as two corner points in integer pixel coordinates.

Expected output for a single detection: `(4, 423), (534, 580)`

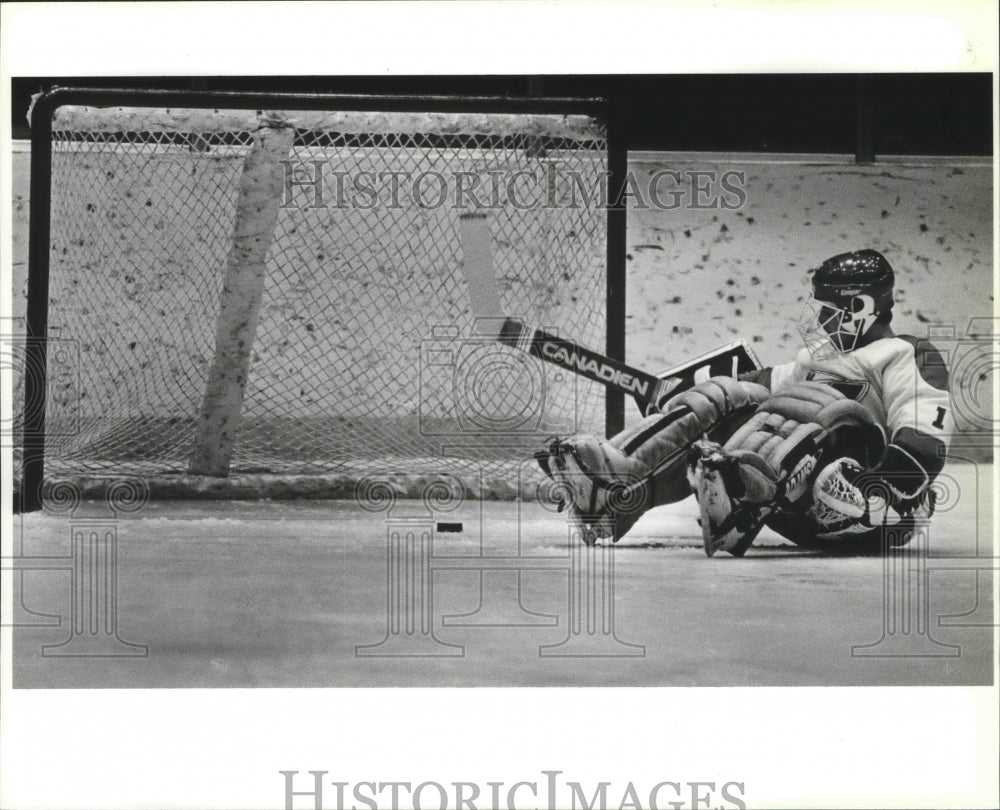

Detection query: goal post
(16, 88), (627, 510)
(189, 117), (296, 476)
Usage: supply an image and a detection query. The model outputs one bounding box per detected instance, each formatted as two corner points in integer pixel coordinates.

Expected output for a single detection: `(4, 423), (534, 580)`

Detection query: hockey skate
(536, 435), (648, 545)
(686, 440), (764, 557)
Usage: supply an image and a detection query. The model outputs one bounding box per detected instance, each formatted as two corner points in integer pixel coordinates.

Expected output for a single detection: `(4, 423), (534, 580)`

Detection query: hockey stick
(459, 212), (761, 414)
(497, 318), (757, 414)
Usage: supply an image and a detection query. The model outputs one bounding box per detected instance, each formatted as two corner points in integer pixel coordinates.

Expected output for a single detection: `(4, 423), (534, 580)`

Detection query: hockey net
(14, 98), (610, 497)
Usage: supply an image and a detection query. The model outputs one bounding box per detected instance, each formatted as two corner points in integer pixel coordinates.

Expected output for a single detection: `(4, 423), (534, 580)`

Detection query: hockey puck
(436, 522), (463, 533)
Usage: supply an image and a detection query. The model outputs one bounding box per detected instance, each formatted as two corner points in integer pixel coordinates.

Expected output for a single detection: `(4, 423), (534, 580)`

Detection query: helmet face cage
(798, 249), (895, 359)
(798, 293), (881, 359)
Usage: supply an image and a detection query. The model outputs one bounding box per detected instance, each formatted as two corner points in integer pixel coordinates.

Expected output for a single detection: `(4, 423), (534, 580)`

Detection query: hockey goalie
(537, 250), (953, 555)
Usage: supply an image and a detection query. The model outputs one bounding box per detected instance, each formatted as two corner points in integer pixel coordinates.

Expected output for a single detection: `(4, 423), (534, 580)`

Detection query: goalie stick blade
(653, 340), (761, 381)
(640, 341), (763, 415)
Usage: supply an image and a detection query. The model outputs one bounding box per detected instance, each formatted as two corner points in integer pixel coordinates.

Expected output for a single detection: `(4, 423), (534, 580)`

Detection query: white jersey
(765, 335), (951, 502)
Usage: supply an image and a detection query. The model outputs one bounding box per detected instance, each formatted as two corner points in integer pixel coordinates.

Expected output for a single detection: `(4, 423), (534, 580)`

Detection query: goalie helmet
(799, 249), (895, 357)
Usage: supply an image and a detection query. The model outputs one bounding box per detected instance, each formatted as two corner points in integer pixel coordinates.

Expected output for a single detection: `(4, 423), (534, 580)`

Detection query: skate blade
(692, 466), (738, 557)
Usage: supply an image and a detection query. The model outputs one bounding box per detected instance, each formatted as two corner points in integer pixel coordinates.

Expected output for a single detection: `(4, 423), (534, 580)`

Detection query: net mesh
(19, 105), (608, 489)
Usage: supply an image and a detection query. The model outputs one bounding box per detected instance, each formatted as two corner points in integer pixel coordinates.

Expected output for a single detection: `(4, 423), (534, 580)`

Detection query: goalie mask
(799, 249), (895, 358)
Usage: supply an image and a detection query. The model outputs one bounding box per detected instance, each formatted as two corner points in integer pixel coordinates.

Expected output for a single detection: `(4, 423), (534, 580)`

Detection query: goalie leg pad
(722, 382), (880, 498)
(709, 381), (887, 548)
(614, 377), (769, 484)
(618, 377), (769, 512)
(538, 377), (770, 544)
